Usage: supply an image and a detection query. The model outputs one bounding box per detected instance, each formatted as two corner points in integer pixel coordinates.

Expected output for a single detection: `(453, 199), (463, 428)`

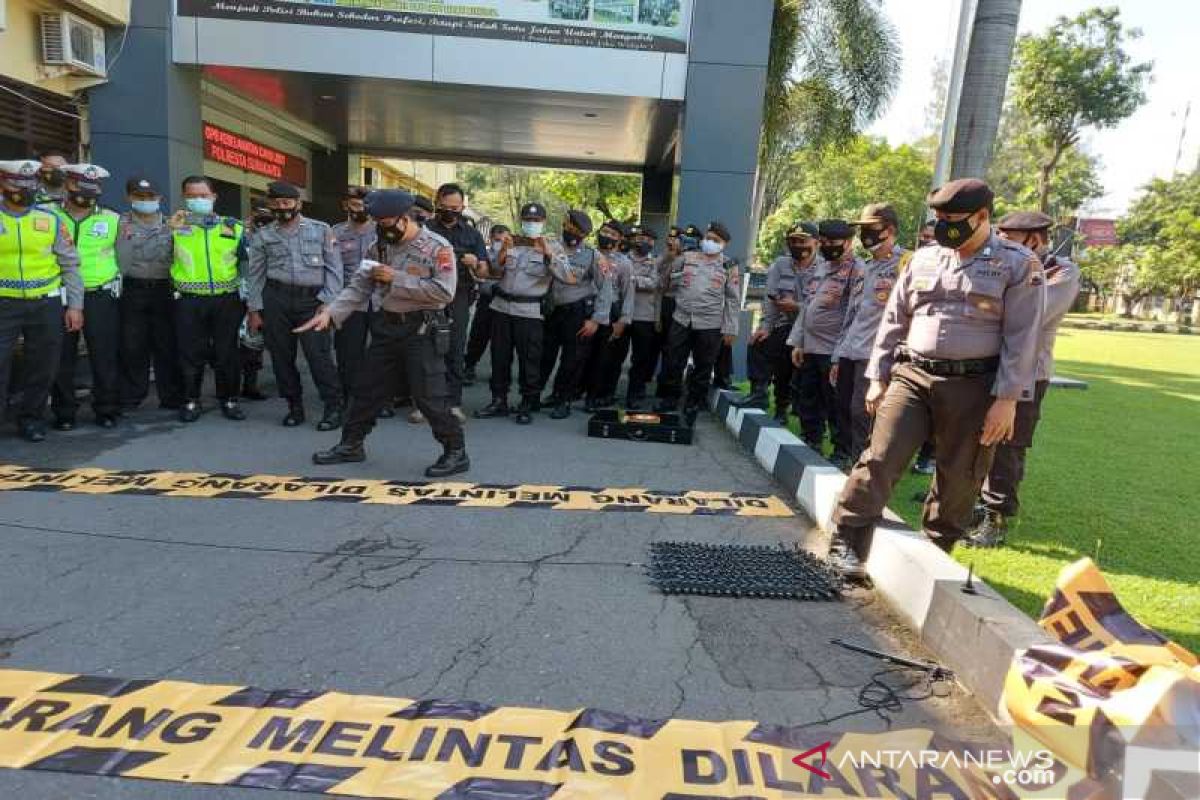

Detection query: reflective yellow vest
(52, 205), (120, 289)
(171, 217), (243, 295)
(0, 208), (63, 299)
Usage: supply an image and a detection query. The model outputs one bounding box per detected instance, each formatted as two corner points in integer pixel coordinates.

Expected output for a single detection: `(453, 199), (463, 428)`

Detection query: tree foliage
(757, 0), (902, 222)
(1105, 172), (1200, 302)
(756, 136), (933, 262)
(457, 164), (641, 232)
(1011, 6), (1152, 211)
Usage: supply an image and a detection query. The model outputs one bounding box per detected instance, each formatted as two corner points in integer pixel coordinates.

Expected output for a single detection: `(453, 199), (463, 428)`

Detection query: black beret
(344, 185), (371, 200)
(851, 203), (899, 228)
(566, 209), (593, 235)
(927, 178), (994, 214)
(125, 176), (160, 195)
(267, 181), (301, 199)
(490, 224), (510, 236)
(635, 225), (658, 240)
(601, 219), (627, 236)
(997, 210), (1054, 232)
(412, 195), (434, 213)
(818, 219), (853, 240)
(707, 221), (731, 243)
(364, 189), (415, 219)
(786, 221), (819, 239)
(520, 202), (547, 220)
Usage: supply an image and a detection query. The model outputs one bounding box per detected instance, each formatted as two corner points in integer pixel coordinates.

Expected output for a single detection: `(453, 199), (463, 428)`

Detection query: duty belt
(494, 288), (546, 304)
(266, 278), (321, 294)
(897, 348), (999, 376)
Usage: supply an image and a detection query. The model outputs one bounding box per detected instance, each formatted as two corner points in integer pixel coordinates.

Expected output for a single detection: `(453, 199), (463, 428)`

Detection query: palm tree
(950, 0), (1022, 179)
(756, 0), (901, 223)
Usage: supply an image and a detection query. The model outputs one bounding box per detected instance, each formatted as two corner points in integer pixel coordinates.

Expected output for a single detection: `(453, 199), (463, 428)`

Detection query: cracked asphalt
(0, 376), (996, 798)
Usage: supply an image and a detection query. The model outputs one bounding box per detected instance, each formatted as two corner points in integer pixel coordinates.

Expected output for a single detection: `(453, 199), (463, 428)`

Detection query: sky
(866, 0), (1200, 217)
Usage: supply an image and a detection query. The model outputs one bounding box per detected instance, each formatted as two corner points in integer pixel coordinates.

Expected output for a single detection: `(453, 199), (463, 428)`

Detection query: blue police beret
(365, 190), (415, 219)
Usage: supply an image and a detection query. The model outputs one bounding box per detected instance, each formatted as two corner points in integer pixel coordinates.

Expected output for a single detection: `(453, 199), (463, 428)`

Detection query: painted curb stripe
(0, 465), (793, 519)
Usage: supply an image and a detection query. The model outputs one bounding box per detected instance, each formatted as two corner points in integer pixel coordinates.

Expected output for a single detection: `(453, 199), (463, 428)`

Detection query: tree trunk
(949, 0), (1023, 179)
(1037, 140), (1067, 213)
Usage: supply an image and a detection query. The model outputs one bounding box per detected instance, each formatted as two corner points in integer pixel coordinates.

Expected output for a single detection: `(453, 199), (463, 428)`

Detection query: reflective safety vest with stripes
(52, 205), (120, 289)
(171, 218), (243, 296)
(0, 207), (63, 300)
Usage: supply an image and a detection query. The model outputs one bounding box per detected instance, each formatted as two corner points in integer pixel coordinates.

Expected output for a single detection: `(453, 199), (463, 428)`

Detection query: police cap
(818, 219), (853, 240)
(565, 209), (593, 235)
(927, 178), (994, 214)
(125, 176), (160, 196)
(786, 221), (819, 240)
(63, 163), (110, 194)
(0, 159), (42, 186)
(997, 210), (1054, 232)
(267, 181), (301, 200)
(520, 202), (547, 220)
(364, 189), (415, 220)
(601, 219), (627, 236)
(683, 224), (702, 239)
(707, 221), (731, 243)
(851, 203), (899, 228)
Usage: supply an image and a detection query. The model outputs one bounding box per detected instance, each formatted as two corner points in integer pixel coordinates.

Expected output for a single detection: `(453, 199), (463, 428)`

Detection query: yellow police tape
(0, 668), (1077, 799)
(1004, 558), (1199, 799)
(0, 464), (793, 518)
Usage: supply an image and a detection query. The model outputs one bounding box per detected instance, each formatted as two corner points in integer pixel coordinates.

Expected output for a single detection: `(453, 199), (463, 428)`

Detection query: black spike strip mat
(647, 541), (842, 600)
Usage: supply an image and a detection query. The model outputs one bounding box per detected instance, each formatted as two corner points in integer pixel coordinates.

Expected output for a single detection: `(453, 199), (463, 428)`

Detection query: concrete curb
(1062, 320), (1193, 336)
(708, 388), (1053, 719)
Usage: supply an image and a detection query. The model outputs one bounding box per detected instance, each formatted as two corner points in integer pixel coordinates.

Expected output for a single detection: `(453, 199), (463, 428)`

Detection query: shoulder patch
(436, 246), (455, 273)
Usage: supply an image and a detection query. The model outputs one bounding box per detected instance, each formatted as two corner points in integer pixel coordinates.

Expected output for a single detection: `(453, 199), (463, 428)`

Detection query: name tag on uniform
(32, 217), (50, 233)
(912, 276), (936, 292)
(91, 221), (110, 237)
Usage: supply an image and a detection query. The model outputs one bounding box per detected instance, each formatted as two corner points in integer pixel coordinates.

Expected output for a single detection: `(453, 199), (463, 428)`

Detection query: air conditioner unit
(40, 12), (107, 77)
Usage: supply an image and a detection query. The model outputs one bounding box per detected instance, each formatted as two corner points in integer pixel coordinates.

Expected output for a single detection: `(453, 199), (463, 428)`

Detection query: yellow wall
(0, 0), (129, 97)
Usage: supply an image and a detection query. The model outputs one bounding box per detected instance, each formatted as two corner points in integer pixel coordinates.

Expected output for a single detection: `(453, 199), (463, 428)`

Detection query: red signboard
(1077, 218), (1118, 247)
(203, 123), (307, 187)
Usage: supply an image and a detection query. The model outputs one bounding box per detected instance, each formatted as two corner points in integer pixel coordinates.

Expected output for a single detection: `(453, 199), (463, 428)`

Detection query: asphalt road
(0, 371), (995, 798)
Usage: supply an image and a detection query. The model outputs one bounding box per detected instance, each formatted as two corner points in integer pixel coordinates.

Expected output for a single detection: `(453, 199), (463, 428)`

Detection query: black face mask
(633, 241), (653, 257)
(859, 229), (886, 250)
(253, 213), (274, 229)
(788, 244), (812, 261)
(562, 231), (583, 247)
(349, 210), (370, 224)
(436, 209), (461, 226)
(619, 241), (631, 253)
(597, 234), (620, 251)
(377, 221), (405, 244)
(273, 208), (299, 224)
(934, 216), (977, 249)
(40, 169), (64, 188)
(5, 188), (36, 208)
(820, 244), (845, 261)
(69, 192), (97, 209)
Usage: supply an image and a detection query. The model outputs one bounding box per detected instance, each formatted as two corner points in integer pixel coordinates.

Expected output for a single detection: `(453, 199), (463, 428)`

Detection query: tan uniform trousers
(831, 362), (997, 556)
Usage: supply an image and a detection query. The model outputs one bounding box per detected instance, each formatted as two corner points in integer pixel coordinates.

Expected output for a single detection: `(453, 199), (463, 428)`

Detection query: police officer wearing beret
(246, 180), (344, 430)
(539, 209), (613, 419)
(828, 179), (1045, 580)
(464, 224), (510, 383)
(965, 210), (1080, 548)
(740, 221), (818, 419)
(585, 219), (635, 410)
(655, 223), (696, 399)
(786, 219), (862, 464)
(0, 159), (83, 442)
(656, 221), (740, 426)
(475, 202), (579, 425)
(302, 190), (469, 477)
(623, 224), (664, 409)
(331, 186), (378, 405)
(50, 163), (124, 430)
(116, 176), (184, 412)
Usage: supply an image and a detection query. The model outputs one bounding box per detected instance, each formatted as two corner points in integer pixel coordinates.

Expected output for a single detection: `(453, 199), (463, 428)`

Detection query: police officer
(428, 183), (488, 421)
(624, 225), (663, 410)
(966, 210), (1080, 548)
(0, 160), (83, 442)
(411, 196), (435, 226)
(830, 204), (908, 463)
(331, 186), (378, 403)
(656, 222), (740, 426)
(49, 164), (122, 429)
(304, 190), (468, 478)
(740, 222), (816, 418)
(586, 220), (635, 410)
(238, 201), (274, 402)
(117, 176), (184, 412)
(786, 219), (860, 463)
(475, 202), (577, 425)
(35, 150), (69, 205)
(463, 224), (509, 384)
(828, 179), (1045, 580)
(246, 180), (344, 430)
(539, 210), (613, 419)
(170, 176), (248, 423)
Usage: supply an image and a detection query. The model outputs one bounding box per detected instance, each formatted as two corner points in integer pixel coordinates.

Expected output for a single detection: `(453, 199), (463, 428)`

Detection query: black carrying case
(587, 409), (694, 445)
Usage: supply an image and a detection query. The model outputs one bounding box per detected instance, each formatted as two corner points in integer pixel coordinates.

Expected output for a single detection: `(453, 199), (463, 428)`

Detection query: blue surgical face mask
(701, 239), (725, 255)
(521, 221), (545, 237)
(132, 199), (160, 215)
(185, 197), (214, 215)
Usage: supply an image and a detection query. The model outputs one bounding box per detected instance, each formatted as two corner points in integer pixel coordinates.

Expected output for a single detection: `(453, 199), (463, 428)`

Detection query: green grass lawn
(742, 330), (1200, 653)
